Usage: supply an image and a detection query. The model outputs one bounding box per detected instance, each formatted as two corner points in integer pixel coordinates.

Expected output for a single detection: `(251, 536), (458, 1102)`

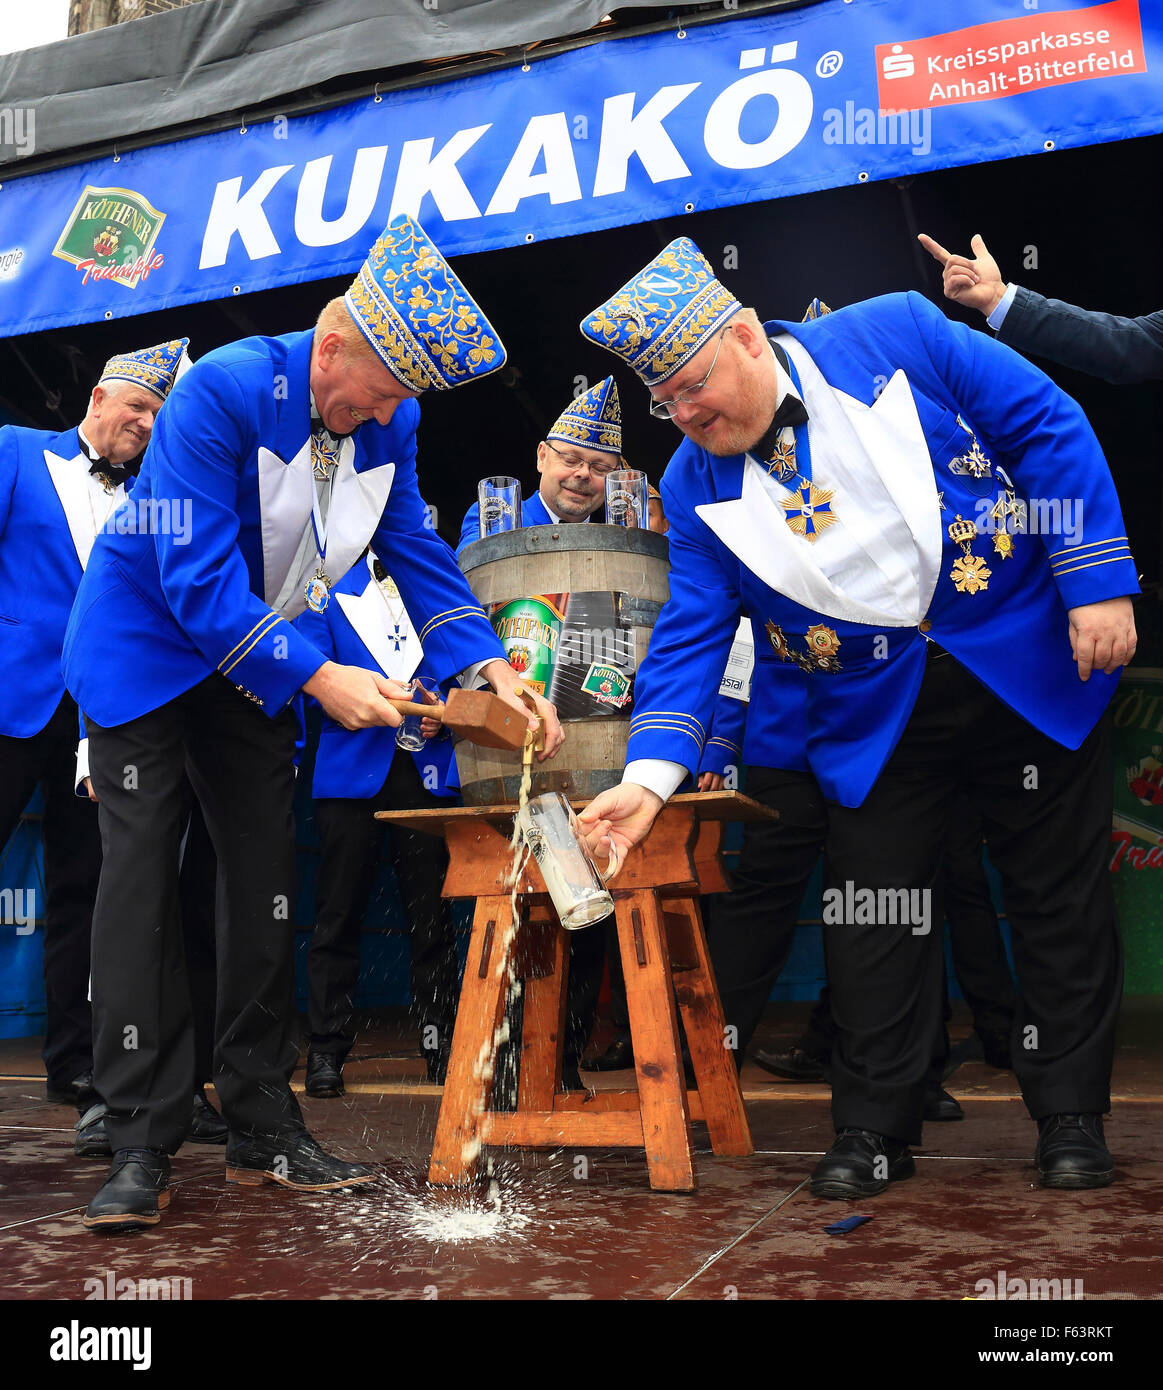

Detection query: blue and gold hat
(344, 216), (506, 392)
(546, 376), (622, 456)
(580, 238), (741, 387)
(99, 338), (191, 400)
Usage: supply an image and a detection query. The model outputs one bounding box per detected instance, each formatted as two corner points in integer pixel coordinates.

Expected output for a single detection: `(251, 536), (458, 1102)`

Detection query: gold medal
(311, 429), (340, 480)
(993, 531), (1015, 560)
(783, 480), (837, 542)
(947, 515), (991, 594)
(951, 554), (992, 594)
(765, 434), (799, 483)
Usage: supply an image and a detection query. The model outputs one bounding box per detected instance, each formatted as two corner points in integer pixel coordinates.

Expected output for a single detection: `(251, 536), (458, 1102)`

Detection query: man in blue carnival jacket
(457, 374), (624, 545)
(62, 217), (562, 1232)
(578, 237), (1137, 1199)
(0, 339), (187, 1113)
(297, 553), (461, 1093)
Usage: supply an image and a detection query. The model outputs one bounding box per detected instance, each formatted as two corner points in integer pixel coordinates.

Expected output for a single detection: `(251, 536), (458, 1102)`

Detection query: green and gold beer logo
(490, 595), (565, 697)
(581, 662), (631, 709)
(52, 185), (166, 290)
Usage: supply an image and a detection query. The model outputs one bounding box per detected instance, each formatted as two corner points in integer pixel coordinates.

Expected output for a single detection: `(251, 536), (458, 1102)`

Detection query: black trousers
(87, 675), (303, 1153)
(309, 752), (460, 1064)
(823, 654), (1120, 1145)
(797, 799), (1017, 1059)
(0, 693), (101, 1087)
(177, 793), (220, 1089)
(942, 807), (1017, 1040)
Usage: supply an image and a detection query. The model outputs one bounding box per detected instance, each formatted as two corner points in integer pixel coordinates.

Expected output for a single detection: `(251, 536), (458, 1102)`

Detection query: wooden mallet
(389, 688), (529, 751)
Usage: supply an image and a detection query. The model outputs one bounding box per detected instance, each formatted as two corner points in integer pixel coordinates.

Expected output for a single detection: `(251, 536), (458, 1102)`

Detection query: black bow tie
(753, 390), (809, 464)
(89, 458), (132, 487)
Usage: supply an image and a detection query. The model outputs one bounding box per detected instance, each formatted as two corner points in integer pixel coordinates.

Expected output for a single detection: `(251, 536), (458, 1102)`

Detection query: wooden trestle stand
(376, 790), (776, 1193)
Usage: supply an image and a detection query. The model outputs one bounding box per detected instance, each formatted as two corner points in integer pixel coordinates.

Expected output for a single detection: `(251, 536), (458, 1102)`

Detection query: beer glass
(478, 476), (522, 537)
(604, 470), (648, 528)
(395, 679), (428, 753)
(513, 791), (617, 930)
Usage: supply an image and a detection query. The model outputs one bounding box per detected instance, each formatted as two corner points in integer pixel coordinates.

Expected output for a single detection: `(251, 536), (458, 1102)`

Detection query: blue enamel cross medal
(782, 480), (837, 542)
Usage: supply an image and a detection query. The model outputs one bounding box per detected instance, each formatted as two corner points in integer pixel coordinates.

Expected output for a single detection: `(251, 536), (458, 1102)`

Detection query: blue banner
(0, 0), (1158, 337)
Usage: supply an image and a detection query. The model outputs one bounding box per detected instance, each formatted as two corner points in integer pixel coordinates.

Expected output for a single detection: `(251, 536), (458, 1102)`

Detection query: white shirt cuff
(987, 282), (1018, 331)
(624, 758), (686, 803)
(75, 738), (90, 797)
(459, 659), (492, 690)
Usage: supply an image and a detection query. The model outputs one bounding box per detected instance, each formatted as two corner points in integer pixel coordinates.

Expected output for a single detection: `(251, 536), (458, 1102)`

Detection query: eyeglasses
(648, 327), (732, 420)
(543, 439), (620, 475)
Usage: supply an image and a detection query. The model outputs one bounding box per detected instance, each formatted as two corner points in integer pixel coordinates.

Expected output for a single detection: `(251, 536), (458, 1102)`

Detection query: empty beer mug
(478, 476), (522, 537)
(395, 679), (428, 753)
(514, 791), (617, 930)
(604, 469), (648, 528)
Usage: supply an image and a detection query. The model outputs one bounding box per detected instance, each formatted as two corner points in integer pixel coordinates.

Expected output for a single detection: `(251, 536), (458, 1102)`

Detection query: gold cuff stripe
(628, 720), (705, 744)
(221, 615), (284, 677)
(1051, 555), (1135, 577)
(629, 710), (706, 736)
(419, 609), (488, 642)
(1050, 544), (1132, 568)
(218, 612), (280, 671)
(1047, 536), (1128, 560)
(706, 738), (741, 751)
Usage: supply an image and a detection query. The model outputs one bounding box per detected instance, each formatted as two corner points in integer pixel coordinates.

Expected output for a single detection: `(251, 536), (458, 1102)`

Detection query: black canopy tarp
(1, 0), (801, 171)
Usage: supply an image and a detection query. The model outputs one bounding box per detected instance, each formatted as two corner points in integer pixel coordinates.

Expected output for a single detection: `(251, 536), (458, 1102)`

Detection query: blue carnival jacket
(627, 292), (1138, 807)
(62, 330), (504, 727)
(0, 426), (134, 737)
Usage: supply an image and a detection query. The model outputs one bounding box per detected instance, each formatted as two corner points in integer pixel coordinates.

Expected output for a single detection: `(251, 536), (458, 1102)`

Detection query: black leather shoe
(923, 1087), (964, 1122)
(753, 1046), (829, 1081)
(47, 1070), (93, 1106)
(225, 1130), (375, 1191)
(582, 1035), (635, 1071)
(74, 1102), (112, 1158)
(1035, 1113), (1114, 1189)
(186, 1089), (228, 1144)
(810, 1128), (915, 1199)
(82, 1149), (170, 1230)
(305, 1051), (344, 1098)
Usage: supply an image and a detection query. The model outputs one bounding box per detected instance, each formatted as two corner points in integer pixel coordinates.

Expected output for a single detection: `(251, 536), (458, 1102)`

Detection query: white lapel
(336, 562), (420, 683)
(43, 448), (128, 571)
(323, 439), (395, 590)
(43, 449), (91, 569)
(696, 464), (914, 626)
(264, 436), (397, 616)
(258, 440), (314, 608)
(837, 369), (943, 624)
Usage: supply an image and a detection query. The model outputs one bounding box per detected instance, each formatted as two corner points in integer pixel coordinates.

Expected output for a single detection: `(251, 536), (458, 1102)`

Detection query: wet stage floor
(2, 1003), (1160, 1302)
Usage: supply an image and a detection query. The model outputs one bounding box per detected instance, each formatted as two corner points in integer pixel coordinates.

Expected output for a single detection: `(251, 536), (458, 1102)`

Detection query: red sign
(875, 0), (1147, 111)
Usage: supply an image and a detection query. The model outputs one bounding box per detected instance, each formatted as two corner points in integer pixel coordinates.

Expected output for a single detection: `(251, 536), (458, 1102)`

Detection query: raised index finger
(917, 233), (951, 265)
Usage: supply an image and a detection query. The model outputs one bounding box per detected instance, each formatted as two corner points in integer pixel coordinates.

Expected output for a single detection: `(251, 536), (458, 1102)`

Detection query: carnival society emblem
(52, 185), (166, 290)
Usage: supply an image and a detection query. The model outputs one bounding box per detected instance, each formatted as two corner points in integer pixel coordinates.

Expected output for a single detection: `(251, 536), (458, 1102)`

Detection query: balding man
(63, 217), (562, 1231)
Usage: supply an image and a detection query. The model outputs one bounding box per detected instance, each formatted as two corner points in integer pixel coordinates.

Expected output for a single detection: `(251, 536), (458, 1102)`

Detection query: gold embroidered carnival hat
(98, 338), (191, 400)
(546, 376), (622, 456)
(344, 215), (507, 392)
(579, 237), (741, 387)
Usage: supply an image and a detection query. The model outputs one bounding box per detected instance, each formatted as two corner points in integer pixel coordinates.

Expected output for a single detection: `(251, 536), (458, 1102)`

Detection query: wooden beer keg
(456, 524), (670, 804)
